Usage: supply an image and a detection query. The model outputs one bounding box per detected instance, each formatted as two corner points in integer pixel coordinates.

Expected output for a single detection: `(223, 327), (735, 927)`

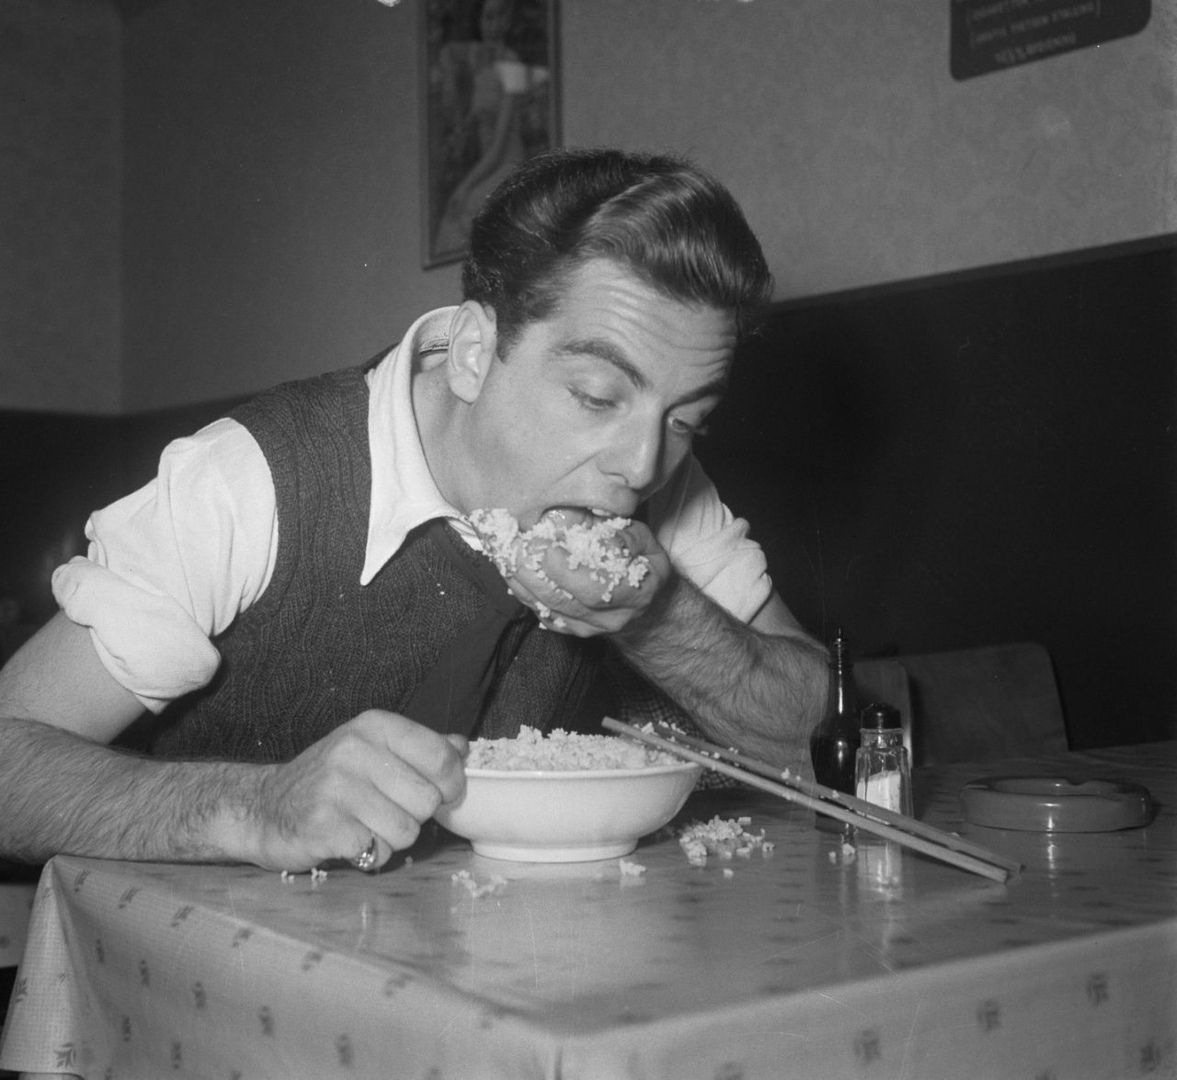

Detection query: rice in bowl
(465, 725), (681, 772)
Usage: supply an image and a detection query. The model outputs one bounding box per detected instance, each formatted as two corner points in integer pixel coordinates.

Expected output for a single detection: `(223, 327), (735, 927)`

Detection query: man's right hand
(245, 711), (468, 873)
(0, 615), (469, 871)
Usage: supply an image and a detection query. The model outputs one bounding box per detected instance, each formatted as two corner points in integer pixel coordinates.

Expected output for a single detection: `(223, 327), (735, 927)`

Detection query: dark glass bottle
(809, 629), (859, 795)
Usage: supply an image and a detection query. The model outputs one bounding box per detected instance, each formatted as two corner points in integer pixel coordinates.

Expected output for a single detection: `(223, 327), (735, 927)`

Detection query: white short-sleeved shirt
(52, 307), (774, 714)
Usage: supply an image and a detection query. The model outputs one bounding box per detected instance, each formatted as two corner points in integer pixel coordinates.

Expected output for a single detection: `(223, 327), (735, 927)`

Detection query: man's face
(456, 258), (737, 527)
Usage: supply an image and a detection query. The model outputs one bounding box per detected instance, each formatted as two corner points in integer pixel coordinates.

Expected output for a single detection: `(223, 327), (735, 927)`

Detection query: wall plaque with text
(950, 0), (1151, 80)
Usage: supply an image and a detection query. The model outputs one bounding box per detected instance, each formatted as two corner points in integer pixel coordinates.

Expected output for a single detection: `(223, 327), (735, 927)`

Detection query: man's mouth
(565, 506), (619, 519)
(538, 504), (633, 527)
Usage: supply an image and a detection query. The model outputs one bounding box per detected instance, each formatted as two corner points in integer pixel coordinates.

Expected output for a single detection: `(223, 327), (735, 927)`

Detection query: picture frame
(420, 0), (561, 268)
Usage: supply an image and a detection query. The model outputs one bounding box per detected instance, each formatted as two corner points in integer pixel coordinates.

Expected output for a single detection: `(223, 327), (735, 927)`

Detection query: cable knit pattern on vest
(150, 367), (597, 762)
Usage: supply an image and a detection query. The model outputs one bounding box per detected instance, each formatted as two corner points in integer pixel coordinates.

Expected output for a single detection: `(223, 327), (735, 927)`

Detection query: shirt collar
(361, 306), (477, 585)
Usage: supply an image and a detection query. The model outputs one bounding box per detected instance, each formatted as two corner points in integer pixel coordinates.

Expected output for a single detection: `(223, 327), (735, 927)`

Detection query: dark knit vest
(149, 367), (605, 763)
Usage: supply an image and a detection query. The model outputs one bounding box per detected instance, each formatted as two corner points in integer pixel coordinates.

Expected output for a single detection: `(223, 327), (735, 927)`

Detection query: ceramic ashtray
(960, 776), (1154, 832)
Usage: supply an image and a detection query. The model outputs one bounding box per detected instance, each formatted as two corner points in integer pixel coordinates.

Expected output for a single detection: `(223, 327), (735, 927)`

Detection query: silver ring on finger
(350, 835), (379, 873)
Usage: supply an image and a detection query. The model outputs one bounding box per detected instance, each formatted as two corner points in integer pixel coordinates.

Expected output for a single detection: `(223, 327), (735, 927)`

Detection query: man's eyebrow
(551, 336), (731, 404)
(552, 337), (650, 390)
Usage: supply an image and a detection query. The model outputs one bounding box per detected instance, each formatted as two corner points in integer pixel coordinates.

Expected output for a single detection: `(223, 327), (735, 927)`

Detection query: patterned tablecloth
(1, 743), (1174, 1080)
(0, 884), (36, 970)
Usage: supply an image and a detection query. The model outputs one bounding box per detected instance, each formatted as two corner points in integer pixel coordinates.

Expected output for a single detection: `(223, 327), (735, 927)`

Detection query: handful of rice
(466, 725), (681, 771)
(468, 508), (650, 603)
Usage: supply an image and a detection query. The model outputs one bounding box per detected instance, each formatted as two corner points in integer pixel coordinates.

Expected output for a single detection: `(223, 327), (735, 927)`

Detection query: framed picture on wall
(421, 0), (561, 268)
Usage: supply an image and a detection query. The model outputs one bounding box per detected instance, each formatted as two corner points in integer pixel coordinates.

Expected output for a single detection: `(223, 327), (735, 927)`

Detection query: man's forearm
(0, 718), (259, 866)
(614, 574), (828, 765)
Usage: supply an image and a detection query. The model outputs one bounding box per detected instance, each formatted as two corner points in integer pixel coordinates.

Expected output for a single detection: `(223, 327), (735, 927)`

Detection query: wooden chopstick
(604, 717), (1020, 883)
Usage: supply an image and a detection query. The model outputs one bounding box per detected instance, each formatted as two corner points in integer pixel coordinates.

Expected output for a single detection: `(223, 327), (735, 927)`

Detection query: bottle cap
(860, 702), (901, 731)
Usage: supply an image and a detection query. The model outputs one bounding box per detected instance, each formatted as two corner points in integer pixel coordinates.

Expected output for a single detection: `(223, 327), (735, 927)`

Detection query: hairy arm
(0, 717), (262, 865)
(0, 615), (248, 864)
(612, 574), (828, 767)
(494, 513), (827, 766)
(0, 614), (465, 870)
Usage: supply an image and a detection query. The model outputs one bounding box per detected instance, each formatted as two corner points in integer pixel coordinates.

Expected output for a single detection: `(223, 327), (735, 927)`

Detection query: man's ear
(445, 301), (498, 403)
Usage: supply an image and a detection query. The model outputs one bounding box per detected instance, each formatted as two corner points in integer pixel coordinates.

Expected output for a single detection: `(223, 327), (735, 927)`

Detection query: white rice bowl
(434, 726), (701, 862)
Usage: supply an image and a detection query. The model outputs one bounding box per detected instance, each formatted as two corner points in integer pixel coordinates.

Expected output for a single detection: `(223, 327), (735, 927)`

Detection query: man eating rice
(0, 148), (827, 873)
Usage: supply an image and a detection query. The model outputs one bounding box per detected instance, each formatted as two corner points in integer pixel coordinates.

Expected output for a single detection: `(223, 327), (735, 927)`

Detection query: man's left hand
(503, 509), (672, 637)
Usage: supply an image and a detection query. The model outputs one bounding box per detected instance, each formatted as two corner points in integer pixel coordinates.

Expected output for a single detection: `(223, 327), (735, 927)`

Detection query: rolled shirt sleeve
(51, 419), (279, 713)
(645, 454), (774, 625)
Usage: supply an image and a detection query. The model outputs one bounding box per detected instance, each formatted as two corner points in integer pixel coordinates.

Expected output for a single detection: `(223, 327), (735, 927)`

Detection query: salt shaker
(855, 702), (912, 815)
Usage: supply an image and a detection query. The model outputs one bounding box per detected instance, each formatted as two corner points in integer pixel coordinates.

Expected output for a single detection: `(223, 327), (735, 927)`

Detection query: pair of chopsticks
(603, 717), (1021, 883)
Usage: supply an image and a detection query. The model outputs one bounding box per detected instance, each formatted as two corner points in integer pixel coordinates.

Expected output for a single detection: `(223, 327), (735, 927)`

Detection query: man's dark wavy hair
(461, 147), (774, 352)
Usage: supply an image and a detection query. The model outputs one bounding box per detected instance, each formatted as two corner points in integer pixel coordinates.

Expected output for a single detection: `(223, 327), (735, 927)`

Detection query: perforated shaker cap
(860, 702), (902, 731)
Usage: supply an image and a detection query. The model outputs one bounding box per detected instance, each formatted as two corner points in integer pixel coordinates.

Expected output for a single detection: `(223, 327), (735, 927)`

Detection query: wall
(0, 0), (122, 413)
(564, 0), (1177, 300)
(119, 0), (459, 410)
(2, 1), (1173, 411)
(111, 0), (1175, 409)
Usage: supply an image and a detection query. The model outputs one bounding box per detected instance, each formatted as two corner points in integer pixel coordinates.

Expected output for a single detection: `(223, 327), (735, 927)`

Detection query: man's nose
(609, 416), (663, 493)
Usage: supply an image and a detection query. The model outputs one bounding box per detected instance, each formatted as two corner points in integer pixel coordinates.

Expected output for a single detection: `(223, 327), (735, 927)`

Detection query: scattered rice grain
(451, 869), (508, 898)
(678, 816), (772, 866)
